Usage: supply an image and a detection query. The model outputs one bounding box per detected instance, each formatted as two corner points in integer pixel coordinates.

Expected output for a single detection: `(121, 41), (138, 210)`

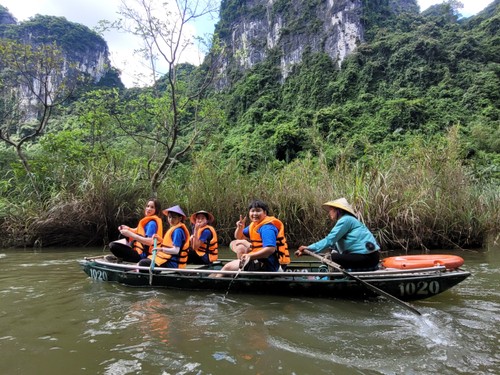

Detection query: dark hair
(248, 200), (269, 214)
(334, 207), (346, 217)
(147, 198), (162, 216)
(168, 212), (183, 219)
(197, 212), (209, 220)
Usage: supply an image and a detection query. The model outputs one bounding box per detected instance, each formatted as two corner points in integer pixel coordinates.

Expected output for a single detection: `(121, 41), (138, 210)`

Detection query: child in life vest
(188, 210), (218, 265)
(107, 198), (163, 263)
(139, 205), (190, 269)
(217, 200), (289, 276)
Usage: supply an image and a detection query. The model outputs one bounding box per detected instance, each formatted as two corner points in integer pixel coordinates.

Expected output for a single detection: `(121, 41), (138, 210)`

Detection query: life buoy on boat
(381, 255), (464, 270)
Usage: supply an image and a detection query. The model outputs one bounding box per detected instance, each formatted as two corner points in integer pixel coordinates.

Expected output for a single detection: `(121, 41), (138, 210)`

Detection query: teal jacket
(307, 215), (380, 255)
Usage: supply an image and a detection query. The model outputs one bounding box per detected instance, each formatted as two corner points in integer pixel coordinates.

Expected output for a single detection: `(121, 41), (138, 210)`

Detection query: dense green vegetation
(219, 2), (499, 173)
(0, 1), (498, 250)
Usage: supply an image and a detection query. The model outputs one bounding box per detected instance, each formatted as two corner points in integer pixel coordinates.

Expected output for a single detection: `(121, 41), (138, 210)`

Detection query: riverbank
(1, 132), (499, 249)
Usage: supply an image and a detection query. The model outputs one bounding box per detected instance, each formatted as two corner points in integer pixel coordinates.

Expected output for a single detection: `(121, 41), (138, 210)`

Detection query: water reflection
(0, 247), (498, 374)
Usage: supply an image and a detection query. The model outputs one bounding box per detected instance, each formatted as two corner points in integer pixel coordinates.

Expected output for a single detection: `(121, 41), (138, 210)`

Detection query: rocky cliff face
(0, 11), (111, 85)
(0, 11), (114, 119)
(215, 0), (419, 88)
(58, 43), (110, 84)
(0, 6), (16, 25)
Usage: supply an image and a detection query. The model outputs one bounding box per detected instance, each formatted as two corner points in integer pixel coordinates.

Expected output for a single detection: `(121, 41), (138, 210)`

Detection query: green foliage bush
(0, 0), (499, 249)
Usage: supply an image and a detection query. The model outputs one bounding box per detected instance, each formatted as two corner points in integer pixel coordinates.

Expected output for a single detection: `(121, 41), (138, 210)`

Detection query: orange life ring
(381, 255), (464, 270)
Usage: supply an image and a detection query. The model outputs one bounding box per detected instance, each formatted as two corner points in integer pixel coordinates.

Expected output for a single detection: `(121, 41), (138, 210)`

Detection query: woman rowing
(295, 198), (380, 271)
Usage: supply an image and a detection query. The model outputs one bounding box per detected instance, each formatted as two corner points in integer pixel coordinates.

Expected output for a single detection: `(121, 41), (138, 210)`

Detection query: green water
(0, 245), (498, 374)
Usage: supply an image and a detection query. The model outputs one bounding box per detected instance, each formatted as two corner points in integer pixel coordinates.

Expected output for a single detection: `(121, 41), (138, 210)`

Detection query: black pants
(187, 249), (210, 265)
(109, 241), (142, 263)
(330, 251), (380, 271)
(139, 257), (176, 269)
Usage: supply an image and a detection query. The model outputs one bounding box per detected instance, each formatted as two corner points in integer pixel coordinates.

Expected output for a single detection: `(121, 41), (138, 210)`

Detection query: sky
(0, 0), (493, 87)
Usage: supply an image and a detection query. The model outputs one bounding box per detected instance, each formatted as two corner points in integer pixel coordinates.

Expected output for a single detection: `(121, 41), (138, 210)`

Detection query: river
(0, 244), (499, 375)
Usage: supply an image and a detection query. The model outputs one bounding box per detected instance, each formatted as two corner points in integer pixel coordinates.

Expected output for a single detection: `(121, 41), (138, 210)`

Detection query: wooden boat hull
(79, 257), (470, 301)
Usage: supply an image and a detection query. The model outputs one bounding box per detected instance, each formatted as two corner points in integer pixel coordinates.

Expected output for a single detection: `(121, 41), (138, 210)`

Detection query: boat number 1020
(398, 280), (440, 296)
(89, 268), (108, 281)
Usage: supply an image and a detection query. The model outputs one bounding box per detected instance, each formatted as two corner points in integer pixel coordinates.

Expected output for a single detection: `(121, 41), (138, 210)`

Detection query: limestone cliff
(215, 0), (419, 88)
(0, 5), (16, 25)
(0, 11), (111, 85)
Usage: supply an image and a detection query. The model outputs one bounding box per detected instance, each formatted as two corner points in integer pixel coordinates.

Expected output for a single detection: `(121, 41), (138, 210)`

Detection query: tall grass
(1, 130), (499, 250)
(158, 129), (499, 250)
(0, 162), (148, 248)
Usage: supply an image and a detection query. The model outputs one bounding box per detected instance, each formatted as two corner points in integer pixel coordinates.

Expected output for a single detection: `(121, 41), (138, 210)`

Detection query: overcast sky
(0, 0), (493, 87)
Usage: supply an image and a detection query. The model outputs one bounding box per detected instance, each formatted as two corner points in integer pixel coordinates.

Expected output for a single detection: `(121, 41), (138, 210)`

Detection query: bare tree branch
(0, 40), (82, 197)
(109, 0), (221, 194)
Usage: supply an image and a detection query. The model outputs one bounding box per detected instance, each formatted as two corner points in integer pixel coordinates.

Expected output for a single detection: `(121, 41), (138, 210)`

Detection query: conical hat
(162, 205), (187, 220)
(321, 198), (356, 217)
(190, 210), (215, 224)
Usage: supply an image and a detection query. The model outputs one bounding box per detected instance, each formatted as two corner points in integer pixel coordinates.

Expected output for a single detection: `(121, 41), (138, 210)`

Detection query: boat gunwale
(79, 257), (471, 302)
(80, 257), (469, 279)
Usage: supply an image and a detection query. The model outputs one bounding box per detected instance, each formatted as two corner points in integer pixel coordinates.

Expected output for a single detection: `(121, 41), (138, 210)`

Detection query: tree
(0, 40), (84, 197)
(107, 0), (222, 195)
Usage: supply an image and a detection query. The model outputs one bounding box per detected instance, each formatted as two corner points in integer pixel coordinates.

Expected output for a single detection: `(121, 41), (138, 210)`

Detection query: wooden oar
(149, 237), (158, 285)
(303, 249), (422, 316)
(223, 254), (251, 300)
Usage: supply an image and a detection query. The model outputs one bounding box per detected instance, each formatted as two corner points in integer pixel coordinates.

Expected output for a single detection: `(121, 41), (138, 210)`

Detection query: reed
(0, 163), (148, 247)
(169, 129), (498, 250)
(1, 130), (498, 250)
(160, 157), (257, 245)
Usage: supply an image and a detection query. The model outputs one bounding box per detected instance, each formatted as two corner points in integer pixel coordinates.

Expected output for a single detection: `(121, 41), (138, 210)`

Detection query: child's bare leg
(230, 240), (251, 259)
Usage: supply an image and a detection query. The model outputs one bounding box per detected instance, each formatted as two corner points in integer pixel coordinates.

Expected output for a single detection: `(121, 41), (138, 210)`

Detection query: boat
(79, 255), (470, 302)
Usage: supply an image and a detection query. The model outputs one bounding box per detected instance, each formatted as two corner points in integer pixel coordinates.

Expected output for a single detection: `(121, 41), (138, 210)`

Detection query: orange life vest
(154, 223), (190, 268)
(193, 225), (218, 262)
(248, 216), (290, 265)
(130, 215), (163, 256)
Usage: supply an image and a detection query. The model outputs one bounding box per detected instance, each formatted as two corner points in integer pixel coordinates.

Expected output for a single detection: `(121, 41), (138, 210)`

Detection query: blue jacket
(307, 215), (379, 255)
